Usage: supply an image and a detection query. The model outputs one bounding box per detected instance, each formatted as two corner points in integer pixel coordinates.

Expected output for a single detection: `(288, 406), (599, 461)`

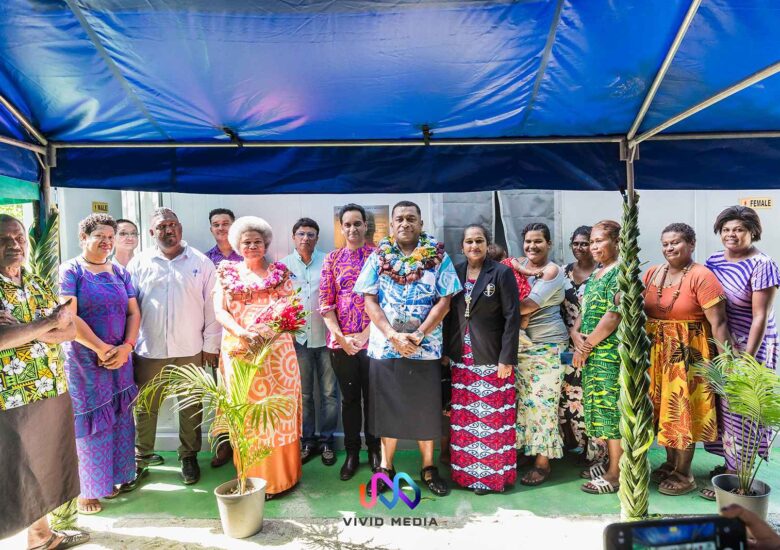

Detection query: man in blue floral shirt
(354, 201), (461, 497)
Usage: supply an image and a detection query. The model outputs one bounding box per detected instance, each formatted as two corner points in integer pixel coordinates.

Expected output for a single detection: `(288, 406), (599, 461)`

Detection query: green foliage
(136, 338), (294, 495)
(617, 192), (654, 520)
(695, 343), (780, 494)
(28, 209), (60, 289)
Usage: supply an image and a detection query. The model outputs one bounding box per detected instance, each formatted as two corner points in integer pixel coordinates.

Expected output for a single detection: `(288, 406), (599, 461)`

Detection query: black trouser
(330, 348), (380, 452)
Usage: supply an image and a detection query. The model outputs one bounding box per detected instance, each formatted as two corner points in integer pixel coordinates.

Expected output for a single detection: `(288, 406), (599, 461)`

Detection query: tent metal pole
(0, 134), (46, 154)
(0, 92), (47, 146)
(627, 0), (701, 141)
(40, 163), (52, 225)
(52, 136), (624, 149)
(650, 131), (780, 141)
(632, 61), (780, 146)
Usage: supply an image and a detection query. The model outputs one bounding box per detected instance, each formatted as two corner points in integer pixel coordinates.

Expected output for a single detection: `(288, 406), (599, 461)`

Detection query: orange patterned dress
(216, 261), (302, 495)
(643, 263), (724, 450)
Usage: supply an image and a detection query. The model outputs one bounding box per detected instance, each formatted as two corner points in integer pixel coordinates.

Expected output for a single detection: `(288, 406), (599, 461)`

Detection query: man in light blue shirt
(282, 218), (339, 467)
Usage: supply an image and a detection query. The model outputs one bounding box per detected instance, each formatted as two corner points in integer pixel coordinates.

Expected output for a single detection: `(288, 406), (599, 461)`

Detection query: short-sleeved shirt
(0, 269), (66, 410)
(353, 250), (462, 360)
(706, 250), (780, 368)
(318, 245), (375, 349)
(581, 265), (621, 359)
(643, 263), (725, 321)
(523, 261), (569, 344)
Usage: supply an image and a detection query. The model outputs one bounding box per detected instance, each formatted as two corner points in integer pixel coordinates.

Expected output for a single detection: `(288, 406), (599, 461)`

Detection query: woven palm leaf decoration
(617, 192), (654, 519)
(28, 209), (60, 289)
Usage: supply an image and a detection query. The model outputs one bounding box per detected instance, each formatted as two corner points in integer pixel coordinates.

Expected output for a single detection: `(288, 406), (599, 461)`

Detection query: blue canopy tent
(1, 0), (778, 519)
(0, 0), (778, 196)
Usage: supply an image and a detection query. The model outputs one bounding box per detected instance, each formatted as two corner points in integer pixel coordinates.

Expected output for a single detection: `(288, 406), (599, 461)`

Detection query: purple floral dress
(60, 259), (138, 499)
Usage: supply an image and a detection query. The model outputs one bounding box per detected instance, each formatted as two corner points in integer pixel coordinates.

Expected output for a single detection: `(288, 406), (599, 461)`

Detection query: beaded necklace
(654, 262), (693, 313)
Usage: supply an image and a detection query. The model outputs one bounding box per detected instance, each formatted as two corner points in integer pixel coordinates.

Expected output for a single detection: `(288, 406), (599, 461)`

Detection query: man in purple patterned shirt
(204, 208), (241, 468)
(205, 208), (243, 267)
(320, 204), (380, 480)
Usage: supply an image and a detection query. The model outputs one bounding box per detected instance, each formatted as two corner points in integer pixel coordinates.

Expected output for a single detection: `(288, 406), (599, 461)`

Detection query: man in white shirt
(281, 218), (339, 467)
(128, 207), (221, 485)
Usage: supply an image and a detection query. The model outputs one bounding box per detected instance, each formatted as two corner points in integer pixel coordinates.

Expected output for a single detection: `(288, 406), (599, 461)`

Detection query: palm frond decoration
(695, 342), (780, 494)
(28, 209), (60, 288)
(136, 337), (294, 495)
(617, 192), (654, 520)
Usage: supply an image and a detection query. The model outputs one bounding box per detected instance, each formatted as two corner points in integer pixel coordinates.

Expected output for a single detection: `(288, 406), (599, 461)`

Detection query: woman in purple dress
(702, 206), (779, 500)
(60, 214), (141, 514)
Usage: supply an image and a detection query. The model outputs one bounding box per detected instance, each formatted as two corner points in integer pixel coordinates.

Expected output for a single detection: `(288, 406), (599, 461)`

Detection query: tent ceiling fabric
(0, 0), (778, 192)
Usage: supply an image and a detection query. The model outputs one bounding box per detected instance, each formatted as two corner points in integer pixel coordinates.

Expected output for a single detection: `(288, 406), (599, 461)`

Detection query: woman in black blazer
(444, 224), (521, 494)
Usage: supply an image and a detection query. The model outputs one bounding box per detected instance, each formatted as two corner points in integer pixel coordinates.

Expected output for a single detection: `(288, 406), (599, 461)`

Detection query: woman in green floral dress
(572, 220), (623, 494)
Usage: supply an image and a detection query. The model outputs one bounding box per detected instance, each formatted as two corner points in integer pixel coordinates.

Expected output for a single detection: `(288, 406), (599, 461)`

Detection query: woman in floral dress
(213, 216), (302, 499)
(559, 225), (598, 457)
(504, 223), (568, 487)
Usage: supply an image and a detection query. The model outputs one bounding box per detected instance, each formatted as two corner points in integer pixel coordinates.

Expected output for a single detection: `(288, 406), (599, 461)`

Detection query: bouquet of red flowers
(227, 293), (308, 364)
(254, 295), (307, 335)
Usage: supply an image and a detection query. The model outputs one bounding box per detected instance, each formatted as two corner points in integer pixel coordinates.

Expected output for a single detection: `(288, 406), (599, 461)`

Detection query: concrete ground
(4, 448), (780, 549)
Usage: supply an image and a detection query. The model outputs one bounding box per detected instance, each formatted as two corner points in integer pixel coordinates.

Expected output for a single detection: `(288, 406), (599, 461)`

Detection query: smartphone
(604, 516), (746, 550)
(560, 351), (573, 365)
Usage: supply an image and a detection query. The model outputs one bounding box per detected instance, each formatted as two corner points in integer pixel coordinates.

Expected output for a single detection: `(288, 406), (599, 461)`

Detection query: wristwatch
(412, 329), (425, 345)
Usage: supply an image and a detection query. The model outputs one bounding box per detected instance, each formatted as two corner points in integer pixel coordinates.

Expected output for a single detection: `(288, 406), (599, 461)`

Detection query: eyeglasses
(118, 232), (138, 237)
(295, 231), (317, 239)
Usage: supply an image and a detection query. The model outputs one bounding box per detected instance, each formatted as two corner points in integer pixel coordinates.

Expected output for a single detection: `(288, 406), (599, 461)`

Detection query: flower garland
(376, 232), (445, 284)
(218, 260), (290, 296)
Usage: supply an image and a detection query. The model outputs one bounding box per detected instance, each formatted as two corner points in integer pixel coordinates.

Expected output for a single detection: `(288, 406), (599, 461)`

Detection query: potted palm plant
(136, 298), (305, 538)
(696, 344), (780, 519)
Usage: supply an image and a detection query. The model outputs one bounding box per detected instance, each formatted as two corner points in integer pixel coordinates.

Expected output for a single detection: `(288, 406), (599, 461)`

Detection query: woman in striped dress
(702, 206), (780, 500)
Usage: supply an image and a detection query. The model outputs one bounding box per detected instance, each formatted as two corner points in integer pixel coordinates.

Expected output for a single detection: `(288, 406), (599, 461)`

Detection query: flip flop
(658, 471), (697, 496)
(28, 529), (90, 550)
(520, 466), (550, 486)
(699, 486), (717, 501)
(76, 500), (102, 515)
(581, 477), (619, 495)
(650, 462), (676, 484)
(580, 461), (607, 480)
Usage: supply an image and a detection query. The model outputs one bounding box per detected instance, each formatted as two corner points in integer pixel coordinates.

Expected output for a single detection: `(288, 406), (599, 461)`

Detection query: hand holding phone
(604, 515), (746, 549)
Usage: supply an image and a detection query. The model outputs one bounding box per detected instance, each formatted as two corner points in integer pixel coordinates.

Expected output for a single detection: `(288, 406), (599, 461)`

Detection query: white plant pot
(214, 477), (267, 538)
(712, 473), (771, 521)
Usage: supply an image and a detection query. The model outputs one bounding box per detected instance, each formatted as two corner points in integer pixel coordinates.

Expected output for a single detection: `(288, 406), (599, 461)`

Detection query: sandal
(76, 499), (102, 515)
(580, 461), (608, 480)
(581, 477), (620, 495)
(28, 529), (90, 550)
(420, 466), (450, 496)
(520, 466), (551, 486)
(103, 486), (122, 500)
(650, 462), (676, 484)
(658, 471), (697, 496)
(699, 486), (717, 501)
